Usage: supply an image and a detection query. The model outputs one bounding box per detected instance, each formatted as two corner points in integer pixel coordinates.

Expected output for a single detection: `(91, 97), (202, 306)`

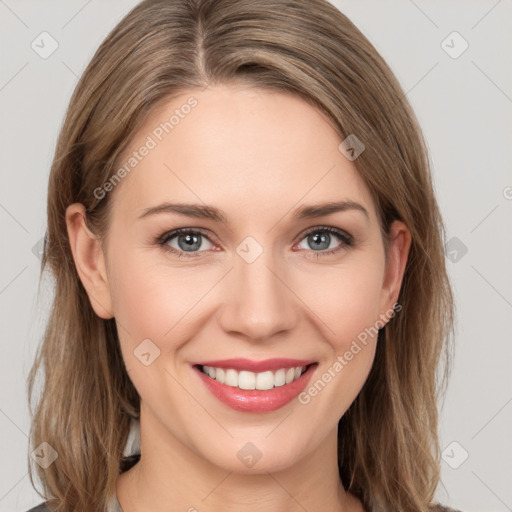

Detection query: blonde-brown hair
(28, 0), (455, 510)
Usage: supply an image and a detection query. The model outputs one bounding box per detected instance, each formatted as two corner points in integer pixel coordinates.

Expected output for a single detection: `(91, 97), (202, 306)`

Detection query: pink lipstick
(191, 358), (317, 413)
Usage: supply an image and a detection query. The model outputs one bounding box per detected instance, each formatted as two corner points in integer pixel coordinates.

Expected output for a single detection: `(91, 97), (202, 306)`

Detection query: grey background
(1, 1), (511, 511)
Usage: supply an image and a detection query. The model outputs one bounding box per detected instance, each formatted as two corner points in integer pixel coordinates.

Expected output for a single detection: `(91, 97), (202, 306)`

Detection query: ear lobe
(379, 220), (411, 320)
(65, 203), (114, 319)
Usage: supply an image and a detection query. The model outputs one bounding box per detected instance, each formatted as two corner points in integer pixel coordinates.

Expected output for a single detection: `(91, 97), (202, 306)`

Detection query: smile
(199, 365), (307, 390)
(192, 358), (318, 413)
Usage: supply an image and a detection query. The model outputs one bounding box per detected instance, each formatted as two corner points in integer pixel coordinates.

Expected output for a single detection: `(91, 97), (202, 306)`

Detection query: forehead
(110, 85), (377, 225)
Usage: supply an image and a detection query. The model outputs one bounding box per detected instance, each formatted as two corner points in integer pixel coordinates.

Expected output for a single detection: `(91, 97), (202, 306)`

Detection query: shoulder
(26, 498), (461, 512)
(431, 505), (463, 512)
(26, 503), (51, 512)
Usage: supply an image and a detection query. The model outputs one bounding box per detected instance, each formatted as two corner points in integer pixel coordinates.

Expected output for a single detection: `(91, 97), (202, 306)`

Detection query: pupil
(310, 232), (329, 250)
(179, 234), (201, 251)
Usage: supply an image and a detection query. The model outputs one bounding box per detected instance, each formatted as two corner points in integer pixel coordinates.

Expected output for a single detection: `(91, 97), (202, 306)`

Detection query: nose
(217, 246), (298, 342)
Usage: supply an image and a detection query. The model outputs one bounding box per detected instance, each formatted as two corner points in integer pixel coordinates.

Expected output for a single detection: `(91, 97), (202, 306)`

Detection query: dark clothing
(26, 502), (462, 512)
(26, 505), (50, 512)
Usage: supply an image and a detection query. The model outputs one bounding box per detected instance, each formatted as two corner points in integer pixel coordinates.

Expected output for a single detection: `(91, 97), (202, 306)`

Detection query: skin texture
(66, 84), (411, 512)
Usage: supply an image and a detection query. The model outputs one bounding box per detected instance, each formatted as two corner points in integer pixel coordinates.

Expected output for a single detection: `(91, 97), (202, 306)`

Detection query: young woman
(26, 0), (457, 511)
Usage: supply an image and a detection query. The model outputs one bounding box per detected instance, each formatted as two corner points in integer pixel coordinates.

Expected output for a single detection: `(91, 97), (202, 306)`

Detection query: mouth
(196, 363), (311, 390)
(192, 359), (318, 413)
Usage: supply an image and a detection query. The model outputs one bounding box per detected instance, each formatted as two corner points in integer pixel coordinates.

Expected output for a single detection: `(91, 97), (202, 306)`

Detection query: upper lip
(193, 358), (317, 373)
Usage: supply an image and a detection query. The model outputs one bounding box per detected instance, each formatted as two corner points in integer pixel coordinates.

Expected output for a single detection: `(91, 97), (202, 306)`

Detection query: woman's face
(69, 84), (410, 474)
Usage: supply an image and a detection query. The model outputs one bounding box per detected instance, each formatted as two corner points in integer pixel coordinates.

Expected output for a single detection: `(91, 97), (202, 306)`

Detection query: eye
(158, 228), (215, 257)
(295, 226), (353, 256)
(157, 226), (354, 259)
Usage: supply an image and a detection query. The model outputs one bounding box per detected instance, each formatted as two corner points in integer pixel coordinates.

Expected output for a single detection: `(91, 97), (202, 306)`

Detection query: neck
(116, 406), (362, 512)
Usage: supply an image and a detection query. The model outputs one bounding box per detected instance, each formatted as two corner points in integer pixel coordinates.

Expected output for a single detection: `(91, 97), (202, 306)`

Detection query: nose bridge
(218, 238), (297, 340)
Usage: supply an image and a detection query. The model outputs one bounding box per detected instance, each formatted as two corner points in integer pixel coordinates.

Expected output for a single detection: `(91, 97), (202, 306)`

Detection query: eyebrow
(137, 200), (369, 223)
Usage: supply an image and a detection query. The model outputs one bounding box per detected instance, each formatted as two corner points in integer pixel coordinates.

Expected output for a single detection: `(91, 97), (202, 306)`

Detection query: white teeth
(239, 371), (256, 390)
(216, 367), (225, 384)
(225, 369), (239, 387)
(274, 368), (286, 387)
(200, 365), (308, 390)
(256, 371), (274, 390)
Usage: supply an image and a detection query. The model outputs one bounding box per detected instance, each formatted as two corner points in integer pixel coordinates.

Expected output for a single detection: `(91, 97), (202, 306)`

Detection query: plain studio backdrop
(0, 1), (511, 511)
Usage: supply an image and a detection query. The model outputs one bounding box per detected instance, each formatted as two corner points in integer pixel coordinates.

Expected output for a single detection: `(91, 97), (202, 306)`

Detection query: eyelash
(156, 226), (354, 259)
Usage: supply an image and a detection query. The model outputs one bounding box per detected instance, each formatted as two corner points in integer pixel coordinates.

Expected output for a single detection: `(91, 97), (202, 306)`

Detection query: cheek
(295, 254), (385, 348)
(294, 257), (385, 420)
(108, 252), (206, 403)
(108, 248), (212, 336)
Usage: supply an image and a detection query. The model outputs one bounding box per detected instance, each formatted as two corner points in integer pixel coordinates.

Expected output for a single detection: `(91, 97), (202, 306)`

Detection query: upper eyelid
(159, 227), (215, 244)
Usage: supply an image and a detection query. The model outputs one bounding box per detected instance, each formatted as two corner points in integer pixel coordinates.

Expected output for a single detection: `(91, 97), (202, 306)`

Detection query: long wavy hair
(27, 0), (455, 510)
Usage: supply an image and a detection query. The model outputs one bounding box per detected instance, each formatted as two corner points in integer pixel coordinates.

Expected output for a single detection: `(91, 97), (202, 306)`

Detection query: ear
(65, 203), (114, 319)
(378, 220), (411, 322)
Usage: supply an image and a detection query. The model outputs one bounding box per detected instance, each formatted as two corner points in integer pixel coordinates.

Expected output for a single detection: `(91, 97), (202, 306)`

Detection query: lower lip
(193, 364), (317, 413)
